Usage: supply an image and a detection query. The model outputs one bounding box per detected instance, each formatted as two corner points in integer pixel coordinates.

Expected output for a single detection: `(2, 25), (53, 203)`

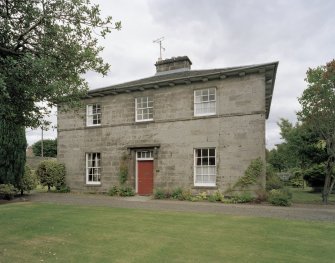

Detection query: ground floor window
(194, 148), (216, 186)
(86, 153), (101, 184)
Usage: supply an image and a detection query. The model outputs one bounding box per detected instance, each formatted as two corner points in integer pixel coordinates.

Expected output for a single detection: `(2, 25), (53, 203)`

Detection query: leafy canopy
(298, 59), (335, 203)
(298, 60), (335, 145)
(0, 0), (121, 127)
(32, 139), (57, 157)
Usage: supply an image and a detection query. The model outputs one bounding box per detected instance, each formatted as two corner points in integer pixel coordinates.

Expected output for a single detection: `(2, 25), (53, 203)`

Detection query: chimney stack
(155, 56), (192, 75)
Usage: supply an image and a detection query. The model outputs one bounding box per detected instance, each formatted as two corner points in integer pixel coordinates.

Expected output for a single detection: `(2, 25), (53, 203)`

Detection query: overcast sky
(26, 0), (335, 149)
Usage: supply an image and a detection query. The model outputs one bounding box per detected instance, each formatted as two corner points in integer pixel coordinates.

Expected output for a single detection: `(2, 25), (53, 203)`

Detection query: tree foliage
(267, 119), (326, 172)
(0, 119), (27, 186)
(32, 139), (57, 157)
(0, 0), (121, 127)
(0, 0), (120, 186)
(18, 165), (38, 195)
(36, 160), (65, 191)
(298, 59), (335, 203)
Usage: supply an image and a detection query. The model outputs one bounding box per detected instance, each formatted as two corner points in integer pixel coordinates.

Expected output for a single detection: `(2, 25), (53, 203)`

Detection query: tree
(32, 139), (57, 157)
(0, 119), (27, 186)
(37, 160), (65, 191)
(298, 59), (335, 204)
(268, 119), (327, 171)
(0, 0), (120, 185)
(18, 165), (38, 195)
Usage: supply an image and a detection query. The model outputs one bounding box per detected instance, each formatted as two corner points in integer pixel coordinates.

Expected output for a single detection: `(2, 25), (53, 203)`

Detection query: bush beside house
(36, 160), (67, 191)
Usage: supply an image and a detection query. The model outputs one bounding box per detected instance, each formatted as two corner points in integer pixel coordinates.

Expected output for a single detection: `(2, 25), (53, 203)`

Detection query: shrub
(18, 165), (38, 195)
(0, 184), (18, 200)
(171, 187), (183, 200)
(109, 185), (134, 197)
(154, 188), (166, 199)
(119, 186), (135, 197)
(208, 190), (224, 202)
(196, 191), (208, 201)
(56, 185), (71, 193)
(266, 164), (284, 191)
(108, 186), (119, 196)
(207, 194), (217, 202)
(254, 188), (268, 203)
(268, 188), (292, 206)
(36, 160), (66, 191)
(303, 164), (325, 191)
(181, 189), (192, 201)
(232, 192), (255, 203)
(266, 175), (284, 191)
(289, 168), (304, 188)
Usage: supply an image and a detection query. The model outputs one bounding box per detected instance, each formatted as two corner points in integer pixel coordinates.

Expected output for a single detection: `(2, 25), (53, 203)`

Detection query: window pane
(209, 149), (215, 156)
(209, 157), (215, 165)
(202, 89), (209, 96)
(202, 157), (209, 165)
(87, 105), (93, 115)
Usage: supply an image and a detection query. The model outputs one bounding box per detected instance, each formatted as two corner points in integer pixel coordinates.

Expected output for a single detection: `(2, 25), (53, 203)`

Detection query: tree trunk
(322, 158), (333, 204)
(48, 185), (51, 192)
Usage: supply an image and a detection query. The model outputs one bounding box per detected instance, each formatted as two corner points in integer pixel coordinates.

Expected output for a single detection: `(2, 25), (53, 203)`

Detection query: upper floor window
(87, 104), (101, 126)
(86, 152), (101, 185)
(194, 148), (216, 187)
(194, 88), (216, 116)
(136, 97), (153, 122)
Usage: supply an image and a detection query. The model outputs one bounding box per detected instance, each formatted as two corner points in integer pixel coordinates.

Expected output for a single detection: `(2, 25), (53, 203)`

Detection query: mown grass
(291, 187), (335, 204)
(0, 203), (334, 263)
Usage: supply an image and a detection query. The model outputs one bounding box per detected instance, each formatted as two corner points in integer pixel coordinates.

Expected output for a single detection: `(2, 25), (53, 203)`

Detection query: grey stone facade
(57, 57), (278, 194)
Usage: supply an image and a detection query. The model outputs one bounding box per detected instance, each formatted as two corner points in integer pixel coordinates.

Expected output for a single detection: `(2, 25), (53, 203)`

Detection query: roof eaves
(88, 62), (278, 95)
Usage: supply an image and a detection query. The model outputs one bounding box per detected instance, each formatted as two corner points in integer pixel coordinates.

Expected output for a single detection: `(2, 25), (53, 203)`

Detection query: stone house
(57, 56), (278, 195)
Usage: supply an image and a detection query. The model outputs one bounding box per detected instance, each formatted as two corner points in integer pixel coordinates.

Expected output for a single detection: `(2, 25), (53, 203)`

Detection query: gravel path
(24, 192), (335, 222)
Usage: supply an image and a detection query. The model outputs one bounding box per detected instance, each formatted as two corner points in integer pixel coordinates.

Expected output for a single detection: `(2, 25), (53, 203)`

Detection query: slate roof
(87, 61), (279, 119)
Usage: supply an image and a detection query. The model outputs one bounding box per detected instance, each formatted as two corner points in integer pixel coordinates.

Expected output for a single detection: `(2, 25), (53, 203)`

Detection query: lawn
(291, 187), (335, 204)
(1, 203), (334, 263)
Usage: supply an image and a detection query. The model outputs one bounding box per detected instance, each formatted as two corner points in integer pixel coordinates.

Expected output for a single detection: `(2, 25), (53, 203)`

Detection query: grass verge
(291, 187), (335, 204)
(1, 203), (335, 263)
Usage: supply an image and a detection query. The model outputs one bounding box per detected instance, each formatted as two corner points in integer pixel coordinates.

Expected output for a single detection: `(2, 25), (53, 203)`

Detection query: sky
(26, 0), (335, 149)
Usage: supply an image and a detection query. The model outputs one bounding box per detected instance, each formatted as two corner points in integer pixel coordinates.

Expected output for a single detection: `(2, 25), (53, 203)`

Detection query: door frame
(135, 150), (154, 193)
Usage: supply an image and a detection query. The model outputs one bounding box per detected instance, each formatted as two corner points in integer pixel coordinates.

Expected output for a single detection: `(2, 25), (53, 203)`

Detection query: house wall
(57, 73), (266, 193)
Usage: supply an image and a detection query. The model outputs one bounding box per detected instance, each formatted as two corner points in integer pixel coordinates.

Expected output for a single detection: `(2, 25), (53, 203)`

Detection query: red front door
(138, 160), (154, 195)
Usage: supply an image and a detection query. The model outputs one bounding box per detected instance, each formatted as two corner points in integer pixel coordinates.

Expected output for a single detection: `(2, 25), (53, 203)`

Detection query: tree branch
(15, 16), (45, 49)
(0, 46), (21, 56)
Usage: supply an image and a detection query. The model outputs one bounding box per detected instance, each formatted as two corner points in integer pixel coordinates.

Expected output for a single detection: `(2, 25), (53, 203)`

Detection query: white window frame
(135, 96), (153, 122)
(86, 152), (101, 185)
(194, 148), (216, 187)
(86, 104), (101, 127)
(194, 88), (216, 116)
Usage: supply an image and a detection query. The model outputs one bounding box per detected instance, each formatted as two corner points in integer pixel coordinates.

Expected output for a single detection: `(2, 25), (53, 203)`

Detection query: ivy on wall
(233, 157), (264, 189)
(118, 154), (128, 186)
